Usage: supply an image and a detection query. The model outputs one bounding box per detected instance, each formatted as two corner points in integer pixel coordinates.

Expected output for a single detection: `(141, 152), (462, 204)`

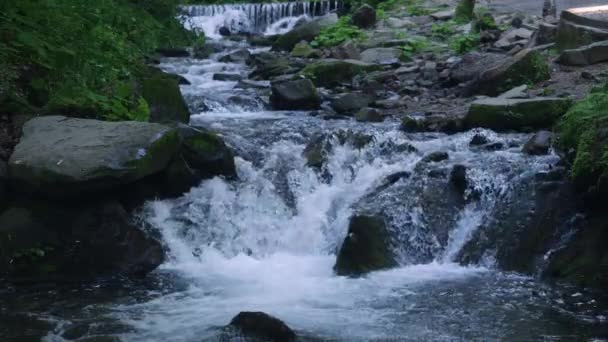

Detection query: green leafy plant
(450, 32), (480, 54)
(311, 16), (364, 48)
(431, 21), (457, 39)
(399, 37), (429, 59)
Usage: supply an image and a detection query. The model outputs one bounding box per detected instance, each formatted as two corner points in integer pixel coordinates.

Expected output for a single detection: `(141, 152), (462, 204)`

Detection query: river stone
(473, 49), (550, 96)
(291, 40), (315, 58)
(352, 4), (376, 29)
(155, 47), (189, 58)
(334, 215), (397, 276)
(219, 49), (251, 63)
(0, 201), (164, 282)
(270, 78), (321, 110)
(359, 48), (403, 65)
(557, 41), (608, 66)
(301, 59), (381, 88)
(177, 125), (236, 179)
(465, 97), (573, 132)
(355, 108), (383, 122)
(556, 11), (608, 51)
(213, 73), (242, 81)
(272, 14), (338, 51)
(330, 93), (373, 114)
(522, 130), (553, 155)
(228, 312), (296, 342)
(8, 116), (180, 198)
(141, 68), (190, 124)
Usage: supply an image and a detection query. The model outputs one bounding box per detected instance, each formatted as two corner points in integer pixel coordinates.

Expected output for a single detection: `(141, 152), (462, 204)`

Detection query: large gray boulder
(334, 215), (397, 276)
(557, 40), (608, 66)
(330, 92), (373, 114)
(556, 9), (608, 50)
(464, 97), (573, 131)
(272, 14), (338, 51)
(473, 49), (550, 96)
(140, 68), (190, 124)
(8, 116), (180, 197)
(270, 78), (321, 110)
(359, 48), (403, 65)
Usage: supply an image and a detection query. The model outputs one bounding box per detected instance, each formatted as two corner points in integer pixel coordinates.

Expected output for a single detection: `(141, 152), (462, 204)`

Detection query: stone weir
(181, 0), (343, 34)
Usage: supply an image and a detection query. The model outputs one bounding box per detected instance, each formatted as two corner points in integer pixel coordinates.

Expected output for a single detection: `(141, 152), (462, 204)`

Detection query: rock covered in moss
(291, 40), (316, 58)
(226, 312), (296, 342)
(272, 14), (338, 51)
(302, 59), (381, 88)
(8, 116), (180, 198)
(270, 78), (321, 110)
(352, 4), (376, 29)
(473, 49), (550, 96)
(334, 215), (397, 276)
(454, 0), (475, 23)
(140, 68), (190, 124)
(465, 97), (572, 131)
(0, 201), (163, 282)
(177, 125), (236, 180)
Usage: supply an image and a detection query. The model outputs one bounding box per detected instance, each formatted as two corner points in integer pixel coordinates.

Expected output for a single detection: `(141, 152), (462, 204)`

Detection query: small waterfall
(181, 0), (341, 38)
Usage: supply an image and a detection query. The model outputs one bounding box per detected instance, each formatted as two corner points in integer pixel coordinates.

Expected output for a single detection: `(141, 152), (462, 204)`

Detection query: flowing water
(2, 4), (608, 342)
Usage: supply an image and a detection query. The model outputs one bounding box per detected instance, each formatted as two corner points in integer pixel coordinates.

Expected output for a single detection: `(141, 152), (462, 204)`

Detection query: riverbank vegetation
(0, 0), (199, 122)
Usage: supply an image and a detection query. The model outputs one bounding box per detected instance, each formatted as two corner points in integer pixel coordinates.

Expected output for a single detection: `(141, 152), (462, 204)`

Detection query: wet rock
(334, 215), (397, 276)
(155, 47), (189, 58)
(270, 78), (321, 110)
(177, 125), (236, 180)
(227, 312), (296, 342)
(422, 151), (449, 163)
(330, 92), (373, 114)
(401, 114), (465, 134)
(248, 34), (280, 47)
(301, 59), (381, 88)
(355, 108), (383, 122)
(140, 68), (190, 124)
(219, 49), (251, 63)
(272, 14), (338, 51)
(192, 43), (222, 59)
(450, 164), (468, 196)
(235, 79), (270, 90)
(473, 49), (550, 96)
(8, 116), (180, 198)
(465, 97), (573, 132)
(522, 130), (553, 155)
(0, 202), (164, 282)
(248, 53), (294, 80)
(359, 48), (402, 65)
(469, 133), (489, 146)
(303, 131), (374, 168)
(212, 73), (242, 81)
(352, 4), (376, 29)
(557, 41), (608, 66)
(219, 26), (231, 37)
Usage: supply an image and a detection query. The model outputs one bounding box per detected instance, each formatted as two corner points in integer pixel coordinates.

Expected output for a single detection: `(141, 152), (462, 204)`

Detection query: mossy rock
(140, 68), (190, 124)
(301, 60), (381, 88)
(454, 0), (475, 23)
(291, 41), (316, 58)
(465, 97), (573, 132)
(474, 49), (551, 96)
(272, 15), (338, 52)
(334, 215), (397, 276)
(557, 87), (608, 203)
(270, 78), (321, 110)
(177, 125), (236, 180)
(8, 116), (180, 198)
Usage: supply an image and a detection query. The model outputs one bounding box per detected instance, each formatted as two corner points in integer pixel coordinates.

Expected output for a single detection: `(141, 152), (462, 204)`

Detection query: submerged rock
(464, 97), (572, 131)
(227, 312), (296, 342)
(270, 78), (321, 110)
(219, 49), (251, 63)
(334, 215), (397, 276)
(8, 116), (180, 198)
(355, 108), (383, 122)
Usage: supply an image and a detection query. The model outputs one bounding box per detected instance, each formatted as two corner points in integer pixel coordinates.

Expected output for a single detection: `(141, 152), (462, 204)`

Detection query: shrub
(311, 16), (364, 48)
(450, 32), (480, 54)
